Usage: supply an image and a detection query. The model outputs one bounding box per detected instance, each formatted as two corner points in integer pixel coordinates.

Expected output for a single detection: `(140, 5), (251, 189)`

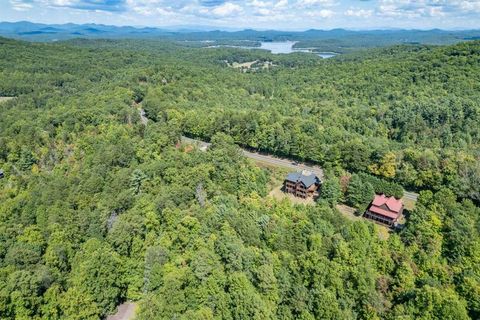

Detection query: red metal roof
(372, 194), (403, 213)
(368, 205), (399, 220)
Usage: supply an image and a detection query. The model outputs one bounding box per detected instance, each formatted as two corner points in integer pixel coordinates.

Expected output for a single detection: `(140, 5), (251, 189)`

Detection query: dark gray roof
(285, 171), (320, 188)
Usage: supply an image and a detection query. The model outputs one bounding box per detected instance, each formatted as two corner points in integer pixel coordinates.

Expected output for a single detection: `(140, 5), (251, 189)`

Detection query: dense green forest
(0, 37), (479, 319)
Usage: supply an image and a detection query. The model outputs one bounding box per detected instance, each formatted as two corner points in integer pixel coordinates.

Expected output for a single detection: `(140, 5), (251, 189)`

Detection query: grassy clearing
(376, 225), (391, 240)
(336, 204), (362, 222)
(402, 197), (416, 211)
(268, 185), (317, 205)
(336, 203), (391, 239)
(262, 163), (315, 205)
(231, 60), (258, 69)
(228, 60), (276, 72)
(253, 158), (289, 172)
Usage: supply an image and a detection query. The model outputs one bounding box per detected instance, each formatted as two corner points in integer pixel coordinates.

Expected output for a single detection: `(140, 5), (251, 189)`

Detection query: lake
(260, 41), (336, 58)
(207, 41), (337, 58)
(259, 41), (297, 54)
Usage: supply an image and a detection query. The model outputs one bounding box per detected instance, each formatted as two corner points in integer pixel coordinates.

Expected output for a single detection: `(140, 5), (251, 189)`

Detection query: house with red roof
(364, 194), (403, 227)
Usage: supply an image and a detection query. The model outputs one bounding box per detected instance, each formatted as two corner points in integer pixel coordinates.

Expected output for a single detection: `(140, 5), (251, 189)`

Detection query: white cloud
(426, 6), (446, 16)
(297, 0), (337, 8)
(3, 0), (480, 29)
(50, 0), (75, 6)
(210, 2), (243, 17)
(298, 0), (333, 6)
(256, 8), (272, 15)
(127, 0), (167, 16)
(458, 0), (480, 13)
(10, 0), (33, 11)
(250, 0), (270, 8)
(275, 0), (288, 8)
(377, 1), (444, 18)
(375, 0), (480, 18)
(249, 0), (289, 16)
(345, 9), (373, 18)
(306, 9), (334, 18)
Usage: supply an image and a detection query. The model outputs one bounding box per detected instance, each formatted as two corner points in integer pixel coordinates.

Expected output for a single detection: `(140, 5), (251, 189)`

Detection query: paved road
(242, 149), (324, 179)
(403, 191), (419, 201)
(181, 136), (324, 179)
(107, 302), (137, 320)
(180, 136), (422, 203)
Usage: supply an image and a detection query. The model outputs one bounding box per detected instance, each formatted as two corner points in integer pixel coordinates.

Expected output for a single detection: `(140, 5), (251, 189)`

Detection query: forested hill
(0, 37), (479, 319)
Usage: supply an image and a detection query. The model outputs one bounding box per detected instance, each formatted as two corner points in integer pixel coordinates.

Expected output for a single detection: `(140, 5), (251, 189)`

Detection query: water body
(260, 41), (336, 58)
(259, 41), (297, 54)
(317, 53), (337, 59)
(207, 41), (337, 58)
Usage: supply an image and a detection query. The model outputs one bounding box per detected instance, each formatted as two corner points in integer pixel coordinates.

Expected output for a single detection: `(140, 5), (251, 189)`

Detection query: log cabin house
(364, 194), (403, 227)
(284, 170), (321, 199)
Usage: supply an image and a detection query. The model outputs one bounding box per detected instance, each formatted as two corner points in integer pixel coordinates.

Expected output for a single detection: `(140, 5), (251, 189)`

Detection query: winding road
(142, 109), (416, 203)
(180, 136), (324, 179)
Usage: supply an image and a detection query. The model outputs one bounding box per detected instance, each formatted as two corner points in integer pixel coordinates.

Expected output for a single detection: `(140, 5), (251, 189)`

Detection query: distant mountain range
(1, 21), (479, 49)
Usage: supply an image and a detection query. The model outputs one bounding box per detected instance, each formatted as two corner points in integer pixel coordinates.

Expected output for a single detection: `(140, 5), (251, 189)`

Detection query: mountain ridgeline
(1, 21), (480, 53)
(0, 36), (479, 319)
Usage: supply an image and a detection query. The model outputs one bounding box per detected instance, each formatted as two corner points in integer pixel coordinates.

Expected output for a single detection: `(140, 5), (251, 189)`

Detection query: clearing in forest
(231, 60), (258, 69)
(336, 204), (391, 239)
(268, 184), (316, 205)
(265, 166), (316, 205)
(227, 60), (276, 71)
(336, 204), (361, 222)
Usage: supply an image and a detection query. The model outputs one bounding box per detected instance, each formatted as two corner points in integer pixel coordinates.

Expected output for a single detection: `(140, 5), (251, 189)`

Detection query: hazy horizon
(2, 20), (480, 33)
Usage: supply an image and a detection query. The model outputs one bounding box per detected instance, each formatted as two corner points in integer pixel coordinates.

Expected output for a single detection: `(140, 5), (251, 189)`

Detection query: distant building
(364, 194), (403, 227)
(284, 170), (321, 199)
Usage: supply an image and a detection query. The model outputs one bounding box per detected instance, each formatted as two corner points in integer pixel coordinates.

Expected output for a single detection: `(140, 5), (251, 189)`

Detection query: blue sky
(1, 0), (480, 30)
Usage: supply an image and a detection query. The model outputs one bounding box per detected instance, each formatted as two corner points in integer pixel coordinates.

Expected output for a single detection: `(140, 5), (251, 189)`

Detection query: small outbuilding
(364, 194), (403, 227)
(284, 170), (321, 199)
